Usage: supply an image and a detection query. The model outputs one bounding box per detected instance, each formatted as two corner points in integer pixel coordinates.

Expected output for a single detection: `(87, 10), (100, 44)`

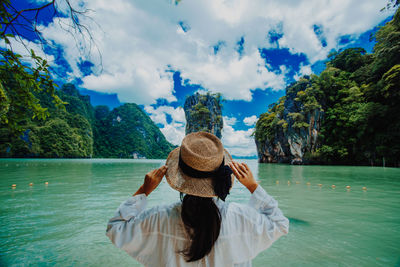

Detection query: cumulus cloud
(144, 105), (186, 145)
(224, 116), (237, 126)
(243, 115), (258, 126)
(294, 63), (313, 80)
(222, 116), (257, 157)
(159, 122), (186, 147)
(37, 0), (390, 104)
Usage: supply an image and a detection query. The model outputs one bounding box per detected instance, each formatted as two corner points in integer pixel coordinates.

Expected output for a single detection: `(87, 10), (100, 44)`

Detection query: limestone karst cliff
(255, 78), (323, 164)
(254, 9), (400, 167)
(184, 92), (223, 138)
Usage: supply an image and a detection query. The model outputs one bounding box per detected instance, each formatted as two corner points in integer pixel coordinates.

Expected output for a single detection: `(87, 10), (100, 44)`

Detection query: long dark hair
(179, 192), (221, 262)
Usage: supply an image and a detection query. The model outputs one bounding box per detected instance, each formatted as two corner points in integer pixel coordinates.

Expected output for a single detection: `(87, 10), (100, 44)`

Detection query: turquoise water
(0, 159), (399, 266)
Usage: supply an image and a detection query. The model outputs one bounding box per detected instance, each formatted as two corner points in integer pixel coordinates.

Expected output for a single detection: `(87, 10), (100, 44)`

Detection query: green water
(0, 159), (399, 266)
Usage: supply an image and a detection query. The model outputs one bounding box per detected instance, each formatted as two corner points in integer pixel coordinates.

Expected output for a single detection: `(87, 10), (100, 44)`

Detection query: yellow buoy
(45, 182), (49, 185)
(332, 185), (336, 188)
(318, 184), (322, 187)
(29, 183), (33, 186)
(295, 181), (300, 184)
(306, 182), (310, 185)
(362, 187), (367, 191)
(276, 180), (279, 184)
(346, 185), (351, 189)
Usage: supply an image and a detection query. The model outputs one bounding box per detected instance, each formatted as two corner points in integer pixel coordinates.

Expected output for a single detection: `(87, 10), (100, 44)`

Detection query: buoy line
(10, 182), (50, 189)
(273, 181), (367, 191)
(9, 181), (368, 191)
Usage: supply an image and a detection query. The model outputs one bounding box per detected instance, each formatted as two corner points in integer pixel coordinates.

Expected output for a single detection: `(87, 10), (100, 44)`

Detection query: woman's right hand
(229, 161), (258, 193)
(133, 165), (168, 196)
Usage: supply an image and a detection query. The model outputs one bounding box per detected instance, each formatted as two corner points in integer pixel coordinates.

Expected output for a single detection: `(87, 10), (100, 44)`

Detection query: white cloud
(222, 116), (257, 157)
(144, 105), (186, 145)
(179, 49), (286, 100)
(223, 116), (237, 126)
(160, 122), (186, 147)
(243, 115), (258, 126)
(36, 0), (390, 104)
(294, 63), (313, 80)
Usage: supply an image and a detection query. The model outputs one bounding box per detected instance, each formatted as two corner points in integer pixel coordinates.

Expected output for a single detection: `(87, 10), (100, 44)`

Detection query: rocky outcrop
(286, 109), (323, 164)
(255, 79), (323, 164)
(256, 133), (289, 163)
(184, 92), (223, 138)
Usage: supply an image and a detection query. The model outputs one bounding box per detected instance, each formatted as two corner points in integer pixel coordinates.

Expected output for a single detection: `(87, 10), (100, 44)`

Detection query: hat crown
(180, 132), (224, 172)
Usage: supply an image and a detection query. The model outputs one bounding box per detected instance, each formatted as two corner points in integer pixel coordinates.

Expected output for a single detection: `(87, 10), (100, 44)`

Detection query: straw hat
(165, 131), (234, 198)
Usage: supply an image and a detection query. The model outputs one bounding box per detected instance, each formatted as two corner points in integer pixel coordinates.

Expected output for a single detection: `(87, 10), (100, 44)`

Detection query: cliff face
(255, 78), (323, 164)
(184, 93), (223, 138)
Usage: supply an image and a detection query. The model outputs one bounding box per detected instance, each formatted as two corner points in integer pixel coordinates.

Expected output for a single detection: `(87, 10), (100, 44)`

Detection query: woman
(106, 132), (289, 266)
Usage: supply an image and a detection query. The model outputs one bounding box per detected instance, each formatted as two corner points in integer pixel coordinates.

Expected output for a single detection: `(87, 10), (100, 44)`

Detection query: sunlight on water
(1, 159), (399, 266)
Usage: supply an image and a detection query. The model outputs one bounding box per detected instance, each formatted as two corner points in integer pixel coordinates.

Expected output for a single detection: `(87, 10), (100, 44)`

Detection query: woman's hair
(179, 193), (221, 262)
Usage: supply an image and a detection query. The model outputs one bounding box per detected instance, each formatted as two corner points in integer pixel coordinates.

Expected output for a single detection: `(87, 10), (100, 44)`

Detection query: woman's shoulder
(137, 201), (181, 221)
(223, 200), (263, 225)
(213, 200), (260, 240)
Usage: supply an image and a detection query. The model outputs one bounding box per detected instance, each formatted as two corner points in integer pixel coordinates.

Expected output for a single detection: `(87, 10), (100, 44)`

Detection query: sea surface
(0, 159), (399, 267)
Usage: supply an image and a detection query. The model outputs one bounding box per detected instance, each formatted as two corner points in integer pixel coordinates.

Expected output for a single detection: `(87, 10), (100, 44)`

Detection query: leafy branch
(0, 0), (99, 137)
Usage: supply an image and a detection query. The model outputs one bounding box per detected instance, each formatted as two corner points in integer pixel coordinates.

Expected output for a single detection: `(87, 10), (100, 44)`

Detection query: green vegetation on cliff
(0, 84), (174, 159)
(255, 8), (400, 166)
(93, 103), (174, 158)
(184, 92), (223, 138)
(0, 84), (93, 158)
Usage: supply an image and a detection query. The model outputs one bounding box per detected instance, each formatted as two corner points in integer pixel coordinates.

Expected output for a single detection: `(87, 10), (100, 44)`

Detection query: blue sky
(4, 0), (394, 157)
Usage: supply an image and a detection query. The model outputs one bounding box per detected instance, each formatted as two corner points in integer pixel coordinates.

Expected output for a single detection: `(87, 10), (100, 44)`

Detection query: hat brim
(165, 147), (234, 198)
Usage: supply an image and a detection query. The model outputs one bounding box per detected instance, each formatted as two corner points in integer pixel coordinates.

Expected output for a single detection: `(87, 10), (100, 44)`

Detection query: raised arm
(246, 183), (289, 252)
(105, 165), (167, 264)
(228, 162), (289, 259)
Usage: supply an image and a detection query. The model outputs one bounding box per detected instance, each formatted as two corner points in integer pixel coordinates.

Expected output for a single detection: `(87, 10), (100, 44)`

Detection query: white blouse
(106, 185), (289, 267)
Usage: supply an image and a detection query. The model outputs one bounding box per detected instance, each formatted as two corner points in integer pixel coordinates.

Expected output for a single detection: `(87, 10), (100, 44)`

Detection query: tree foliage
(0, 83), (174, 158)
(0, 0), (94, 137)
(255, 8), (400, 166)
(93, 103), (175, 159)
(185, 92), (224, 136)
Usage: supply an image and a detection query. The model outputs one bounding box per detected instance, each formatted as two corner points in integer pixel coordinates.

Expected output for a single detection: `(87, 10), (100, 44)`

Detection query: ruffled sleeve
(225, 185), (289, 264)
(106, 194), (155, 264)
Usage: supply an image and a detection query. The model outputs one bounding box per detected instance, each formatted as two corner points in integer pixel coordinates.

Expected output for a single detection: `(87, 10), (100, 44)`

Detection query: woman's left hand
(134, 165), (168, 196)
